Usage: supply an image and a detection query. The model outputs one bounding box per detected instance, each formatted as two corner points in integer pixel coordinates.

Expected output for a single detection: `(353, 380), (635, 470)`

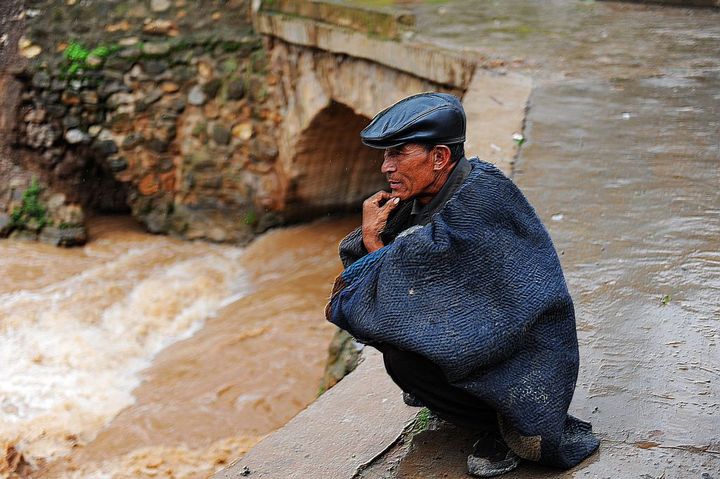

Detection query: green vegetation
(221, 58), (239, 74)
(412, 407), (432, 433)
(62, 40), (120, 76)
(191, 121), (208, 138)
(10, 178), (49, 231)
(244, 209), (257, 226)
(248, 48), (268, 75)
(220, 40), (243, 53)
(512, 132), (526, 147)
(661, 294), (671, 306)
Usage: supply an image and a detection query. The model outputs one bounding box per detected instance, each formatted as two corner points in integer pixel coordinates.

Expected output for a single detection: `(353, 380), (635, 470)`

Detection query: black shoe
(467, 432), (520, 477)
(402, 391), (424, 407)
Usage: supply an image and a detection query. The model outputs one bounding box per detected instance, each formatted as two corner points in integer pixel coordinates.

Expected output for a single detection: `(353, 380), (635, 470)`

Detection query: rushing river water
(0, 215), (355, 478)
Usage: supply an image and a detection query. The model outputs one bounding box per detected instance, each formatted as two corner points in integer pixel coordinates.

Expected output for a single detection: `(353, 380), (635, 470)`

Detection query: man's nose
(381, 157), (396, 174)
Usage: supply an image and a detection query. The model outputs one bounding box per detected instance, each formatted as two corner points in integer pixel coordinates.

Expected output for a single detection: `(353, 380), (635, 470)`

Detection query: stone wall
(3, 0), (283, 244)
(1, 0), (471, 246)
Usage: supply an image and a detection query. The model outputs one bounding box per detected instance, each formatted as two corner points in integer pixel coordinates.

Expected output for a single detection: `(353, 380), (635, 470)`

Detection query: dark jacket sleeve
(339, 227), (367, 268)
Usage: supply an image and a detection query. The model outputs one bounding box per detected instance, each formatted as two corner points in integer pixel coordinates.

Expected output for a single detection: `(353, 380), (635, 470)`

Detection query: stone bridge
(253, 0), (528, 220)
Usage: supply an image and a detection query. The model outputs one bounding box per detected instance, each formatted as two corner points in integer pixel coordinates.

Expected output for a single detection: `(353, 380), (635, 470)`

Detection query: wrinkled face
(381, 143), (437, 202)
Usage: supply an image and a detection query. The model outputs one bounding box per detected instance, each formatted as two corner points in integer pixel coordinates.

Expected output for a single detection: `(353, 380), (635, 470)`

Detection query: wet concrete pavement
(519, 77), (720, 451)
(218, 1), (719, 477)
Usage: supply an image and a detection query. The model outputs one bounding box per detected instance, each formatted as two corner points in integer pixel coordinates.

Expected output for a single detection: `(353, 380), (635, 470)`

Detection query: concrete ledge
(255, 12), (476, 89)
(260, 0), (415, 40)
(213, 349), (417, 478)
(463, 71), (532, 176)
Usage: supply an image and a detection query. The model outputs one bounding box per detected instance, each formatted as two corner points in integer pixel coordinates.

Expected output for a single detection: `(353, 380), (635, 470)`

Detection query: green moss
(52, 7), (65, 23)
(66, 63), (81, 76)
(88, 45), (114, 58)
(412, 408), (432, 433)
(64, 41), (90, 63)
(170, 38), (191, 53)
(220, 41), (243, 53)
(263, 0), (415, 40)
(112, 2), (131, 17)
(221, 59), (239, 74)
(60, 40), (121, 77)
(191, 121), (208, 138)
(10, 178), (49, 231)
(244, 209), (257, 226)
(248, 48), (267, 75)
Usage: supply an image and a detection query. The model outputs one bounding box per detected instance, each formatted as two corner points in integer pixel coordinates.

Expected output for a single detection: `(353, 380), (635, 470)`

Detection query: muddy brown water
(0, 216), (356, 478)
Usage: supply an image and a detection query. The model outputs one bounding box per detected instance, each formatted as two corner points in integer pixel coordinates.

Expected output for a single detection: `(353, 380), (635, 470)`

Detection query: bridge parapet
(259, 0), (415, 41)
(254, 0), (475, 90)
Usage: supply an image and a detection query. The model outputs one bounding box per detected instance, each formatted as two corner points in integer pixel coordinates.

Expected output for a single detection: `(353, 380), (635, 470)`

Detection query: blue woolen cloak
(326, 158), (599, 468)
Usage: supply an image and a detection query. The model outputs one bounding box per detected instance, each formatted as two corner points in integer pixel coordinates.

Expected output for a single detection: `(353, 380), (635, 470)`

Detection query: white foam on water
(0, 239), (250, 466)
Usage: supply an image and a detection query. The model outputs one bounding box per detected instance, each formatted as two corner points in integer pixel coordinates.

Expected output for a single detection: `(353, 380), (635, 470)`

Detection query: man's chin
(389, 190), (408, 201)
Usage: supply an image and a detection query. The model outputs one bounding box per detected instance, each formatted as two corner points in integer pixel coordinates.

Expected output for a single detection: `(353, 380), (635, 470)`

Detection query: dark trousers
(381, 344), (499, 432)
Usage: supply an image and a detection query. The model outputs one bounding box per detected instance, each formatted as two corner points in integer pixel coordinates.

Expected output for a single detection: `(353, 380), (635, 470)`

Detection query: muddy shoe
(467, 432), (520, 477)
(402, 391), (424, 407)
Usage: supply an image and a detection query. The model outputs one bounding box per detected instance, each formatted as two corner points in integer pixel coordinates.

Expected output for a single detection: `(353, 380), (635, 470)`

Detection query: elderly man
(326, 93), (599, 477)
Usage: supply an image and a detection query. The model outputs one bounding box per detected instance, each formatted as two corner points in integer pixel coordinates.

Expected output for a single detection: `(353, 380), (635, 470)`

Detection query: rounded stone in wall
(151, 0), (172, 13)
(188, 85), (207, 106)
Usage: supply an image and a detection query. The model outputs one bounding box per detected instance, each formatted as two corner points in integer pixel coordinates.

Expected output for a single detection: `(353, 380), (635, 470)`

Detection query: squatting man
(326, 93), (599, 476)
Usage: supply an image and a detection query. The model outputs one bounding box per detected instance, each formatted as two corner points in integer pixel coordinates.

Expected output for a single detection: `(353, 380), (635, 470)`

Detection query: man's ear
(433, 145), (452, 170)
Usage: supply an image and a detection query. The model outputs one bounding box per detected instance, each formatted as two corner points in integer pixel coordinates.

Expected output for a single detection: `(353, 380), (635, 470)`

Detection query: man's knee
(382, 345), (446, 391)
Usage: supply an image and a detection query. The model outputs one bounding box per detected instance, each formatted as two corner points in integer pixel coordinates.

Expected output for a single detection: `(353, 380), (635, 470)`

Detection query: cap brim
(360, 138), (407, 149)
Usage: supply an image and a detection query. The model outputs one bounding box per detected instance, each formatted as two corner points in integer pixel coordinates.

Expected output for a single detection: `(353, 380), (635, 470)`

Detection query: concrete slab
(254, 11), (476, 89)
(462, 71), (532, 176)
(214, 349), (417, 479)
(259, 0), (415, 40)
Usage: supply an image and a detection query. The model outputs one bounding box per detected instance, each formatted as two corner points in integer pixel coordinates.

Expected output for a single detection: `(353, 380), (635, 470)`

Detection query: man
(326, 93), (599, 477)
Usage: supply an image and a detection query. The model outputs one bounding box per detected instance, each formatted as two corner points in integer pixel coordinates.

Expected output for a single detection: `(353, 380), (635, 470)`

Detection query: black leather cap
(360, 92), (466, 149)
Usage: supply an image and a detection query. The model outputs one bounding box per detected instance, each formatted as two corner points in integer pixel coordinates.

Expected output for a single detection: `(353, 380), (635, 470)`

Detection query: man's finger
(369, 190), (392, 205)
(379, 197), (400, 216)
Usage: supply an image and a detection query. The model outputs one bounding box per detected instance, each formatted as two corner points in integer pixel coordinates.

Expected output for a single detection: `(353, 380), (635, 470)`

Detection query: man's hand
(362, 191), (400, 253)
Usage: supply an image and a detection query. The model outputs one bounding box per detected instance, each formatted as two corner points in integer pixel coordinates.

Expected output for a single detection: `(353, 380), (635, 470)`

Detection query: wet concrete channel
(220, 1), (720, 478)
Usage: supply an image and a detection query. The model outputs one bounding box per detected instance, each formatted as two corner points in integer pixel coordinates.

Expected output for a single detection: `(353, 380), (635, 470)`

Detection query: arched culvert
(286, 101), (385, 220)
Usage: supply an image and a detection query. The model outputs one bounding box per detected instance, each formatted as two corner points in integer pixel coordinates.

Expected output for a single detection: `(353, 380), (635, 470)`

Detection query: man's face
(381, 143), (436, 202)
